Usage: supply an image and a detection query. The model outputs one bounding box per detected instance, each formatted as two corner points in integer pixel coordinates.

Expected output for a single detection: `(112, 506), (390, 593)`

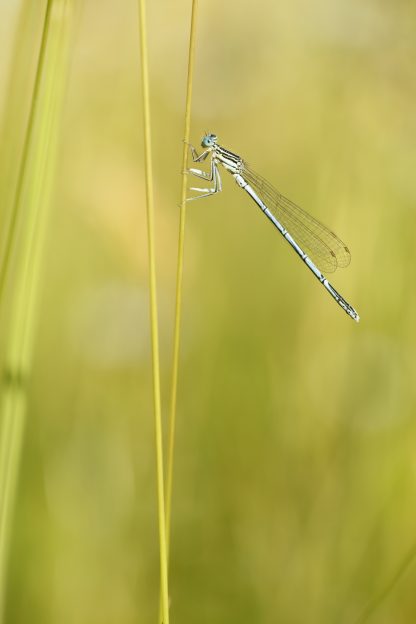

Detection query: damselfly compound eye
(201, 133), (218, 148)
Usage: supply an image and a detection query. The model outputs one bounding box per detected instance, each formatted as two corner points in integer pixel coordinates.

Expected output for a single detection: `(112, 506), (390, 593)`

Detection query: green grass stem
(165, 0), (199, 561)
(157, 3), (199, 620)
(0, 2), (72, 619)
(0, 1), (53, 308)
(0, 3), (46, 241)
(137, 2), (170, 623)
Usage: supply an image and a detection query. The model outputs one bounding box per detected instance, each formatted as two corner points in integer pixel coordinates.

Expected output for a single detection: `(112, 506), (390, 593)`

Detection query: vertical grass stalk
(165, 0), (199, 557)
(0, 2), (73, 619)
(0, 0), (53, 307)
(0, 2), (47, 247)
(137, 2), (170, 623)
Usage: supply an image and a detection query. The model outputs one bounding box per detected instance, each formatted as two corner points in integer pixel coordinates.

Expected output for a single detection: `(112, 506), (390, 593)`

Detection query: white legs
(185, 144), (222, 201)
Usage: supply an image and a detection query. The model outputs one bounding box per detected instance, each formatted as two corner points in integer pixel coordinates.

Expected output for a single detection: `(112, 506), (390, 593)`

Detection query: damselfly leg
(186, 143), (223, 201)
(187, 143), (210, 163)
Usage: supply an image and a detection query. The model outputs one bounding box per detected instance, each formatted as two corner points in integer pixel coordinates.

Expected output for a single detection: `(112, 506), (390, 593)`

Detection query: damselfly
(186, 133), (359, 322)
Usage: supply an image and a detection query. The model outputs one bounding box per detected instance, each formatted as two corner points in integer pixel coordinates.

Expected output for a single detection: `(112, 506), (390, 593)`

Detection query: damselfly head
(201, 133), (218, 148)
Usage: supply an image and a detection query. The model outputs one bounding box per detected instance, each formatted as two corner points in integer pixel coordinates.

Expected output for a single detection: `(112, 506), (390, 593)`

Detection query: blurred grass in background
(1, 0), (416, 622)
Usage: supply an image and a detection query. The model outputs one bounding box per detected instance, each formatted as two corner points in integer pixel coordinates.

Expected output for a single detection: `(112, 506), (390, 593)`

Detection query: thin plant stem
(158, 4), (199, 620)
(165, 0), (199, 559)
(0, 2), (72, 619)
(137, 2), (170, 623)
(0, 0), (54, 603)
(157, 8), (199, 620)
(0, 0), (53, 307)
(0, 2), (45, 239)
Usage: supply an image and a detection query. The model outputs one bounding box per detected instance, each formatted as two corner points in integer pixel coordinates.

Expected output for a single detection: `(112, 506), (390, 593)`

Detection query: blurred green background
(1, 0), (416, 622)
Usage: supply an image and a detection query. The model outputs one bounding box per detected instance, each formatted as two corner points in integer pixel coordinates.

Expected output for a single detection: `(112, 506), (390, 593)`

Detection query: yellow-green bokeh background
(1, 0), (416, 622)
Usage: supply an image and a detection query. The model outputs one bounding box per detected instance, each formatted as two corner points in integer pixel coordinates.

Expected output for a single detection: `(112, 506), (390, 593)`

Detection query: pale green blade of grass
(166, 0), (199, 560)
(0, 3), (46, 236)
(0, 0), (54, 570)
(137, 1), (170, 623)
(160, 5), (198, 620)
(0, 1), (73, 619)
(0, 0), (53, 308)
